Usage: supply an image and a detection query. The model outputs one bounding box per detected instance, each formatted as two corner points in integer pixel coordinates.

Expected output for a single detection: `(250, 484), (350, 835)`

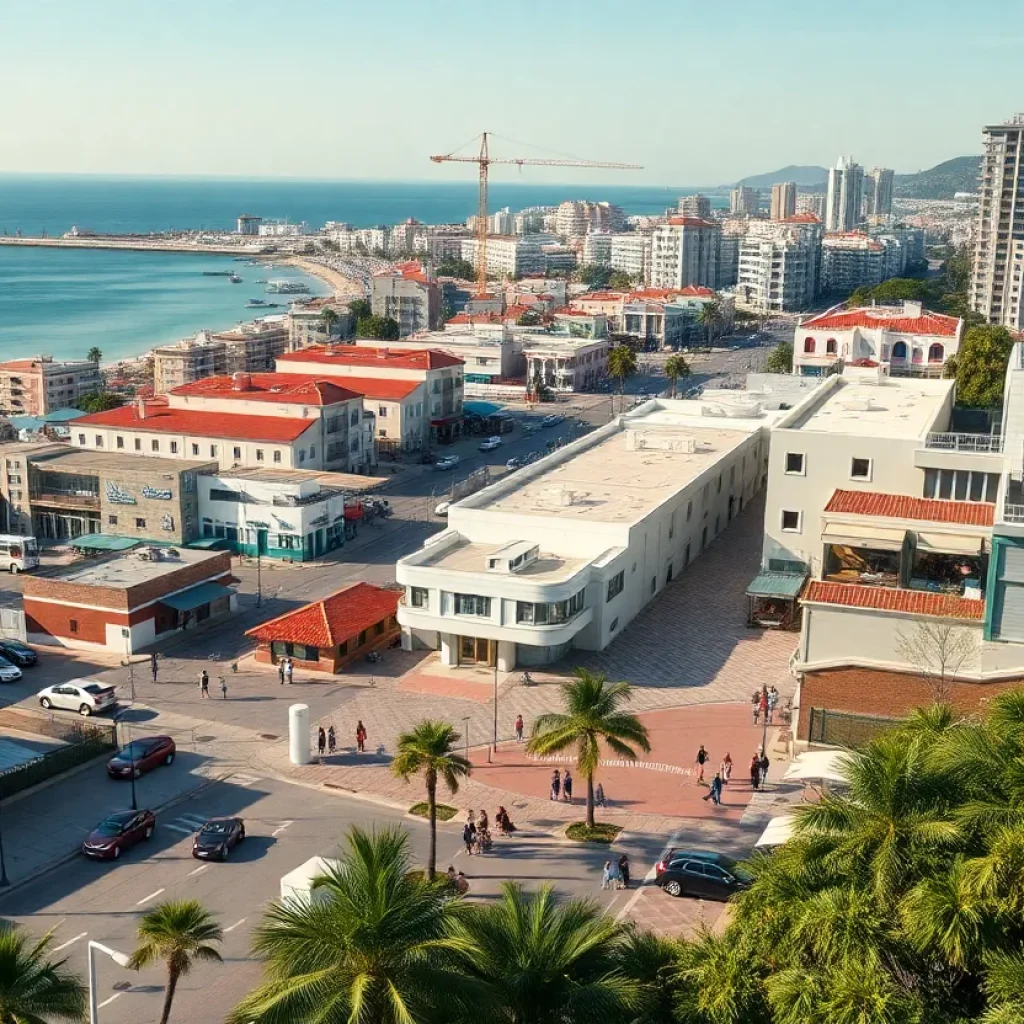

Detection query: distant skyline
(2, 0), (1021, 185)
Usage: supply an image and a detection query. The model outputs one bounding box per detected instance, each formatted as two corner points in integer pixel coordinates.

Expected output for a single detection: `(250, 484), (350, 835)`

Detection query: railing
(925, 432), (1004, 454)
(1004, 503), (1024, 523)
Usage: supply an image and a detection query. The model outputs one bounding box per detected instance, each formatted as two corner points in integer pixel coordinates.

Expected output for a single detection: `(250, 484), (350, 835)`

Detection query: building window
(170, 441), (178, 454)
(116, 436), (124, 449)
(928, 343), (944, 363)
(517, 589), (586, 625)
(136, 518), (147, 529)
(411, 587), (429, 609)
(134, 439), (142, 451)
(851, 457), (872, 481)
(95, 435), (104, 448)
(351, 410), (359, 426)
(379, 406), (388, 417)
(273, 450), (282, 463)
(781, 509), (801, 532)
(233, 447), (242, 460)
(892, 340), (908, 360)
(454, 594), (491, 617)
(803, 337), (815, 353)
(785, 452), (805, 475)
(826, 338), (837, 354)
(256, 449), (264, 462)
(77, 433), (86, 446)
(606, 570), (625, 602)
(298, 450), (305, 463)
(108, 515), (117, 525)
(69, 619), (78, 634)
(309, 445), (316, 459)
(151, 440), (159, 452)
(192, 444), (199, 456)
(210, 445), (217, 458)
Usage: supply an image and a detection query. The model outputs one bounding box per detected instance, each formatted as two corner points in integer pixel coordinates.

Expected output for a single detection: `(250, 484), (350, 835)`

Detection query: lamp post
(88, 940), (132, 1024)
(492, 660), (498, 748)
(461, 716), (470, 763)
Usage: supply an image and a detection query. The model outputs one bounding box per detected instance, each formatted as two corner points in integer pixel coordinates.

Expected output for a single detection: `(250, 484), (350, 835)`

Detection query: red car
(82, 809), (156, 860)
(106, 736), (176, 779)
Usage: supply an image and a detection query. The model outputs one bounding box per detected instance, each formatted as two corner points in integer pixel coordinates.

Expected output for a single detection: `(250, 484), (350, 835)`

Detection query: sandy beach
(283, 256), (370, 302)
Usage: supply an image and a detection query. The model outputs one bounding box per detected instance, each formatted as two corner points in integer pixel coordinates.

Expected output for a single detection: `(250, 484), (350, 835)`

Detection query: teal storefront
(200, 516), (348, 562)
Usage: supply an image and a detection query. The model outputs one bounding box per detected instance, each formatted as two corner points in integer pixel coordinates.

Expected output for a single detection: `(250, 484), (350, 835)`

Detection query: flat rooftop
(417, 538), (588, 581)
(220, 466), (389, 491)
(786, 376), (952, 440)
(31, 448), (214, 476)
(33, 546), (223, 590)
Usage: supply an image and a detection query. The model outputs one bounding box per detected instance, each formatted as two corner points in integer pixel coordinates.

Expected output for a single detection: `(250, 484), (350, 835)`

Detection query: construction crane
(431, 132), (642, 295)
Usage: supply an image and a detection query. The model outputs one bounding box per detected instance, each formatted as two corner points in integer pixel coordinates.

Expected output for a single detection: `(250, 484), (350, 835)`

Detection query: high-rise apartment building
(0, 357), (102, 417)
(371, 262), (440, 337)
(736, 217), (821, 312)
(865, 168), (895, 217)
(610, 234), (652, 284)
(825, 156), (865, 232)
(971, 114), (1024, 329)
(797, 194), (826, 218)
(729, 187), (758, 216)
(770, 182), (797, 221)
(678, 194), (712, 219)
(650, 219), (721, 290)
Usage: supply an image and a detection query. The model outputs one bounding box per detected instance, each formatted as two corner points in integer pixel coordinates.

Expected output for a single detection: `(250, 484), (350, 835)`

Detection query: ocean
(0, 175), (722, 364)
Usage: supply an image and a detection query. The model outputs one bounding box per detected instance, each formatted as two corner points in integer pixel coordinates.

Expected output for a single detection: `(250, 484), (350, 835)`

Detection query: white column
(289, 704), (310, 765)
(496, 640), (516, 672)
(439, 633), (457, 666)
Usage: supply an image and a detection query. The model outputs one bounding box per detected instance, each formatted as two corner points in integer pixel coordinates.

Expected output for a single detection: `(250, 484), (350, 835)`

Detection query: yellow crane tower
(430, 132), (642, 295)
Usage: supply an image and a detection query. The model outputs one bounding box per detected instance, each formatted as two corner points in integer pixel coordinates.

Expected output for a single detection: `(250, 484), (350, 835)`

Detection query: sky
(1, 0), (1023, 185)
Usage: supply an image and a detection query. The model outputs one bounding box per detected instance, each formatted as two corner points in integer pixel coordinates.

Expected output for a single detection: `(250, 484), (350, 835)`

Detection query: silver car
(0, 655), (22, 683)
(38, 679), (117, 716)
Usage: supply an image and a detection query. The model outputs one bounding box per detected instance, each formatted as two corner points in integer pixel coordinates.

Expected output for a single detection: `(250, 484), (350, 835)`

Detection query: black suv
(0, 640), (37, 666)
(655, 850), (752, 901)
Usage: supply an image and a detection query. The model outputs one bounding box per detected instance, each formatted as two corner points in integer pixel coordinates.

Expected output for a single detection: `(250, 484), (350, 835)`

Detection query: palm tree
(664, 353), (691, 398)
(392, 719), (470, 879)
(86, 346), (102, 365)
(696, 301), (722, 348)
(128, 899), (223, 1024)
(228, 826), (469, 1024)
(607, 344), (637, 415)
(0, 924), (86, 1023)
(449, 882), (641, 1024)
(527, 668), (650, 827)
(320, 307), (340, 342)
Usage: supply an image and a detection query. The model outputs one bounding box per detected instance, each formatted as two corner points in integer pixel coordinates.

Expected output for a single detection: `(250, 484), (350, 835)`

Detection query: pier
(0, 235), (269, 256)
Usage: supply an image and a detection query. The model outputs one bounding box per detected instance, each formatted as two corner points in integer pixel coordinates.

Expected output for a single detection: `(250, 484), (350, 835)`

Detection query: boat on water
(202, 271), (233, 277)
(229, 274), (243, 283)
(266, 280), (310, 294)
(255, 279), (268, 284)
(246, 299), (280, 308)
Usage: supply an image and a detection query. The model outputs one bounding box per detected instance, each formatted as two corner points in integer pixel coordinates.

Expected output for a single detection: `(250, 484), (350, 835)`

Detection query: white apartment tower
(650, 219), (721, 290)
(770, 182), (797, 221)
(736, 219), (821, 312)
(865, 168), (895, 217)
(678, 194), (712, 219)
(971, 114), (1024, 329)
(730, 187), (758, 216)
(825, 156), (864, 232)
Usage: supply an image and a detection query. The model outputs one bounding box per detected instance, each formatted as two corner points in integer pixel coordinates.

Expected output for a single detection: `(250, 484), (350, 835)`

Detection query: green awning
(67, 535), (139, 552)
(160, 582), (234, 612)
(746, 571), (807, 599)
(188, 537), (226, 550)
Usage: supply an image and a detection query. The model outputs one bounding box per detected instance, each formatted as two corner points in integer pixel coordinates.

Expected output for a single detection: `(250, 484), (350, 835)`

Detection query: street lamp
(461, 716), (470, 762)
(115, 714), (137, 812)
(88, 940), (132, 1024)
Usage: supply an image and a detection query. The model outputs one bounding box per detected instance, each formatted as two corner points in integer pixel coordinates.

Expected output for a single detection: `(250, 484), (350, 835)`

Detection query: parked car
(505, 456), (524, 471)
(655, 849), (752, 901)
(38, 679), (117, 716)
(0, 656), (22, 683)
(541, 414), (563, 428)
(0, 639), (36, 666)
(192, 817), (246, 861)
(106, 736), (176, 779)
(435, 455), (460, 471)
(434, 501), (450, 517)
(478, 436), (503, 452)
(82, 809), (156, 860)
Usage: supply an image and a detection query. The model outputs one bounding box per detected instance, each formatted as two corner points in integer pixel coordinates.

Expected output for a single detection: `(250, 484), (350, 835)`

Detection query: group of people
(198, 669), (227, 699)
(752, 685), (780, 725)
(463, 806), (517, 855)
(549, 768), (574, 802)
(601, 854), (631, 890)
(693, 744), (770, 804)
(277, 658), (295, 685)
(315, 720), (368, 758)
(750, 748), (771, 791)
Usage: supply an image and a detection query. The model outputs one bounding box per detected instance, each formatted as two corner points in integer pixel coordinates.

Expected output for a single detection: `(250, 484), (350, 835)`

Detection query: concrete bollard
(289, 704), (311, 765)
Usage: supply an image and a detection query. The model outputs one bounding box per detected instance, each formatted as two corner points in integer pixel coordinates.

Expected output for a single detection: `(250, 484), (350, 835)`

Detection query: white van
(0, 535), (39, 573)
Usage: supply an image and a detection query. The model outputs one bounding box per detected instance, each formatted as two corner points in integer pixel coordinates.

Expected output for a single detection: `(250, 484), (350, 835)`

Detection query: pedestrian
(618, 853), (630, 888)
(695, 744), (709, 785)
(463, 819), (476, 856)
(356, 720), (367, 753)
(751, 690), (761, 725)
(767, 686), (779, 724)
(327, 724), (336, 755)
(150, 652), (158, 683)
(601, 860), (614, 890)
(514, 714), (524, 742)
(721, 751), (733, 783)
(759, 687), (769, 722)
(550, 769), (561, 801)
(595, 782), (607, 807)
(318, 726), (326, 757)
(609, 858), (624, 889)
(467, 809), (476, 828)
(563, 769), (573, 803)
(456, 871), (469, 894)
(219, 676), (228, 700)
(750, 754), (761, 791)
(278, 660), (285, 685)
(199, 669), (209, 698)
(708, 772), (723, 805)
(284, 658), (294, 685)
(759, 749), (770, 786)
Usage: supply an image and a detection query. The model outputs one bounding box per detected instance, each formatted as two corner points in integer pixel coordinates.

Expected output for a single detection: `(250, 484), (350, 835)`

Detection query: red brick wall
(24, 600), (136, 645)
(798, 667), (1024, 739)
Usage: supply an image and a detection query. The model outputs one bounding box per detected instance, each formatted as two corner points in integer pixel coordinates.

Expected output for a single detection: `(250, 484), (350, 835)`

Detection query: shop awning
(746, 571), (807, 599)
(160, 582), (234, 612)
(464, 401), (503, 417)
(822, 523), (906, 551)
(783, 749), (851, 784)
(915, 532), (986, 555)
(755, 814), (796, 848)
(67, 535), (139, 552)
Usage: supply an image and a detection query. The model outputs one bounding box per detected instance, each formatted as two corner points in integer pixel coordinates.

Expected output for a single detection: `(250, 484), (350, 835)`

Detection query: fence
(0, 727), (116, 801)
(807, 708), (903, 749)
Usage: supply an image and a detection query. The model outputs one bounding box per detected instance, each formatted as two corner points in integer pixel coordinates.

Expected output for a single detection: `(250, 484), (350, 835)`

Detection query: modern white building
(582, 233), (613, 266)
(865, 168), (895, 217)
(461, 235), (557, 278)
(650, 218), (721, 290)
(735, 217), (821, 313)
(523, 336), (608, 393)
(610, 233), (652, 283)
(398, 399), (775, 669)
(820, 232), (888, 293)
(825, 156), (864, 232)
(730, 187), (758, 216)
(679, 194), (712, 219)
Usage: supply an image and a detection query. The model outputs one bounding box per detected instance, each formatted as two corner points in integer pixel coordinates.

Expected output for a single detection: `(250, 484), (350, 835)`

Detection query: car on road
(434, 455), (460, 471)
(0, 655), (22, 683)
(478, 436), (502, 452)
(38, 679), (117, 716)
(434, 501), (450, 517)
(541, 414), (563, 427)
(82, 809), (156, 860)
(0, 639), (37, 667)
(192, 817), (246, 860)
(655, 849), (753, 901)
(505, 456), (524, 471)
(106, 735), (177, 779)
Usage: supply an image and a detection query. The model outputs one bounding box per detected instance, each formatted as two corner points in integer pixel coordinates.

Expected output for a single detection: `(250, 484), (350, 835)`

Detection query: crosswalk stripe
(231, 773), (261, 786)
(163, 824), (195, 835)
(53, 932), (87, 952)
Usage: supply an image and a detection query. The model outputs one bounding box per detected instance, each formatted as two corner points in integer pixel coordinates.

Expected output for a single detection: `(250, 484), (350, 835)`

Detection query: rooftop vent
(232, 372), (252, 392)
(626, 430), (698, 452)
(485, 541), (540, 574)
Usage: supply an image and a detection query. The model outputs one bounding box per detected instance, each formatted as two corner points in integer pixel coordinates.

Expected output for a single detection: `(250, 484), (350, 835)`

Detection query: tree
(664, 354), (691, 398)
(766, 341), (793, 374)
(953, 324), (1015, 408)
(895, 620), (976, 704)
(517, 309), (542, 327)
(356, 315), (401, 341)
(319, 307), (340, 340)
(128, 899), (223, 1024)
(607, 344), (638, 414)
(527, 668), (650, 828)
(347, 298), (371, 321)
(391, 719), (470, 879)
(449, 882), (642, 1024)
(578, 264), (612, 289)
(0, 924), (87, 1023)
(436, 257), (475, 281)
(608, 270), (633, 290)
(87, 346), (103, 365)
(229, 826), (468, 1024)
(847, 278), (935, 309)
(75, 391), (124, 413)
(697, 301), (723, 347)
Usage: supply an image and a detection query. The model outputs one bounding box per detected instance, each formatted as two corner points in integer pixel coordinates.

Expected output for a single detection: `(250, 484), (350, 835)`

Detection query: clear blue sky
(2, 0), (1021, 184)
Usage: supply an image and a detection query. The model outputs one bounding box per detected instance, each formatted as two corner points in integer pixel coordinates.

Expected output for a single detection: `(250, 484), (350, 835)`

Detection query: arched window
(912, 347), (924, 364)
(928, 343), (944, 363)
(892, 341), (908, 360)
(825, 338), (837, 354)
(803, 337), (816, 353)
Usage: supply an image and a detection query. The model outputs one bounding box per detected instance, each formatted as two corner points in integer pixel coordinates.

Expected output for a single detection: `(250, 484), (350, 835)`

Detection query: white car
(38, 679), (117, 716)
(0, 656), (21, 683)
(434, 501), (450, 517)
(479, 436), (502, 451)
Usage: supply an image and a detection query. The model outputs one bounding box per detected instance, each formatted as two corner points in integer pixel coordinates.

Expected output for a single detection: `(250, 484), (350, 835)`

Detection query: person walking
(595, 782), (607, 808)
(550, 769), (561, 801)
(618, 853), (630, 888)
(327, 725), (336, 755)
(751, 690), (761, 725)
(601, 861), (614, 890)
(563, 769), (573, 803)
(284, 658), (294, 685)
(317, 727), (326, 758)
(759, 687), (769, 724)
(695, 744), (709, 785)
(463, 819), (476, 856)
(219, 676), (228, 700)
(356, 720), (367, 753)
(708, 772), (724, 806)
(759, 750), (770, 787)
(278, 659), (285, 685)
(749, 754), (761, 791)
(767, 686), (779, 724)
(721, 751), (733, 783)
(514, 714), (524, 743)
(199, 669), (209, 699)
(150, 653), (159, 684)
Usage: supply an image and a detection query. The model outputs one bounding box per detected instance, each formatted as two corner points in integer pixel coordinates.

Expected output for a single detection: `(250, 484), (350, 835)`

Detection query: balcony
(31, 489), (100, 510)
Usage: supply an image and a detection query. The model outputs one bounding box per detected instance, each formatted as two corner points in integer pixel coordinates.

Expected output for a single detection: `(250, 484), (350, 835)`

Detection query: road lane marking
(53, 932), (87, 951)
(97, 994), (122, 1009)
(188, 864), (209, 877)
(137, 888), (165, 905)
(176, 815), (207, 829)
(271, 820), (293, 836)
(615, 827), (683, 924)
(224, 918), (246, 933)
(164, 824), (194, 835)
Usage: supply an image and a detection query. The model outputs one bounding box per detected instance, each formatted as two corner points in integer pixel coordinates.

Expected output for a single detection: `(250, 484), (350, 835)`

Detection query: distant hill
(893, 156), (981, 199)
(733, 165), (828, 189)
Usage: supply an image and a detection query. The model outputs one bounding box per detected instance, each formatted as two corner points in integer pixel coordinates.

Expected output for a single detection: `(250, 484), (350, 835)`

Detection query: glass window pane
(954, 472), (968, 501)
(923, 468), (938, 498)
(938, 471), (953, 500)
(969, 473), (984, 502)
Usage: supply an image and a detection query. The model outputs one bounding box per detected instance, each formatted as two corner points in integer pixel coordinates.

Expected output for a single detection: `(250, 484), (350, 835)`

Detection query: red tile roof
(802, 581), (985, 620)
(73, 403), (316, 443)
(573, 291), (628, 303)
(666, 217), (719, 229)
(677, 285), (716, 297)
(825, 490), (994, 526)
(801, 305), (962, 338)
(373, 260), (432, 285)
(306, 375), (420, 401)
(784, 213), (822, 224)
(553, 307), (598, 317)
(446, 312), (503, 325)
(245, 583), (400, 647)
(277, 345), (463, 370)
(172, 374), (363, 406)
